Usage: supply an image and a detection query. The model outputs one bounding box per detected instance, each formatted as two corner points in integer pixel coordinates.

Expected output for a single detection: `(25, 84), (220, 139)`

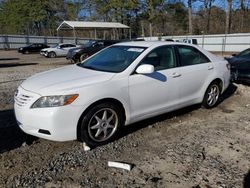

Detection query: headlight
(31, 94), (78, 108)
(19, 48), (23, 50)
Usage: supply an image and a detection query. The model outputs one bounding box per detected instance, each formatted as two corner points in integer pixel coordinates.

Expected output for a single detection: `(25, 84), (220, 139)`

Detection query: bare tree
(240, 0), (245, 32)
(225, 0), (232, 34)
(188, 0), (193, 34)
(203, 0), (214, 34)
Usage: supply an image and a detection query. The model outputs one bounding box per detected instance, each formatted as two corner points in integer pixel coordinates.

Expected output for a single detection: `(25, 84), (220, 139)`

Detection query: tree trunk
(188, 0), (193, 35)
(240, 0), (245, 32)
(225, 0), (232, 34)
(206, 0), (212, 34)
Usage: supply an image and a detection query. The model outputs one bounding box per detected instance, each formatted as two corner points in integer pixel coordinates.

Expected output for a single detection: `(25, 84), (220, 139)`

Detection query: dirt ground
(0, 50), (250, 188)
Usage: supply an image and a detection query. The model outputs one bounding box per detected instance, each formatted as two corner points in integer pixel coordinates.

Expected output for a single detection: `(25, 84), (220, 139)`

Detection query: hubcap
(51, 52), (55, 58)
(88, 108), (118, 142)
(207, 84), (219, 106)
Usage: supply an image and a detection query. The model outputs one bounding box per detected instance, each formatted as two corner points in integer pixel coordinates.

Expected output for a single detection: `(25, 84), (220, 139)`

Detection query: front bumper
(231, 69), (250, 84)
(14, 87), (84, 141)
(40, 51), (47, 56)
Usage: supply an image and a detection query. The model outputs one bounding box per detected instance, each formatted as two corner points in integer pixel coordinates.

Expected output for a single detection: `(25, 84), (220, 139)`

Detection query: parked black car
(67, 40), (120, 63)
(18, 43), (49, 54)
(66, 44), (85, 62)
(226, 48), (250, 84)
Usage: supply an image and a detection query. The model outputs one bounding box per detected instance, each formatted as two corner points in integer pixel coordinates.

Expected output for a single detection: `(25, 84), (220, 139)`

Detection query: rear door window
(177, 45), (210, 66)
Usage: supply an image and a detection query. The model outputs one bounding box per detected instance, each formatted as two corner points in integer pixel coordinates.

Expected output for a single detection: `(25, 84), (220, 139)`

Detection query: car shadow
(119, 104), (201, 139)
(146, 72), (167, 82)
(0, 109), (37, 154)
(0, 84), (237, 153)
(0, 58), (19, 61)
(218, 83), (237, 104)
(244, 170), (250, 188)
(0, 63), (38, 68)
(234, 81), (250, 87)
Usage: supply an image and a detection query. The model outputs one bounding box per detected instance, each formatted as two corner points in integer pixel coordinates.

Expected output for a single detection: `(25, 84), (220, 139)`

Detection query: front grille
(15, 91), (34, 107)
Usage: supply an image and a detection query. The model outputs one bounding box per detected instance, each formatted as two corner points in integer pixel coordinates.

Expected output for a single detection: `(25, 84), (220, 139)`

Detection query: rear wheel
(49, 51), (56, 58)
(202, 82), (221, 109)
(79, 102), (123, 147)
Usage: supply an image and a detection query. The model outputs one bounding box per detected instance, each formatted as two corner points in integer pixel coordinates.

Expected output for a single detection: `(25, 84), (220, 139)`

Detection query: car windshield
(51, 44), (59, 48)
(78, 45), (146, 73)
(237, 49), (250, 58)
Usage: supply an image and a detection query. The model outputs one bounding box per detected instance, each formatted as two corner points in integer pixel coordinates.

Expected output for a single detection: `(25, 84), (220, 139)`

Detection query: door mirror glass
(136, 64), (154, 74)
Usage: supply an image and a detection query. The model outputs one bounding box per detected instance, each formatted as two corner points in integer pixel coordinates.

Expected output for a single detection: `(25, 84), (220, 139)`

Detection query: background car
(66, 44), (85, 63)
(18, 43), (49, 54)
(67, 40), (120, 63)
(227, 48), (250, 84)
(40, 43), (78, 58)
(14, 41), (230, 147)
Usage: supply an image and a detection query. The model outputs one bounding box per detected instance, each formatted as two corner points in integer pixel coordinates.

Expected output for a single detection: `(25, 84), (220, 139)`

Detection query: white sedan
(14, 41), (230, 147)
(40, 43), (78, 58)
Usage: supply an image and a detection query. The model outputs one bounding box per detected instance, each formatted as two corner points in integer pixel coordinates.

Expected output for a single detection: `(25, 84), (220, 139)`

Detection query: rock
(82, 142), (91, 151)
(150, 177), (162, 183)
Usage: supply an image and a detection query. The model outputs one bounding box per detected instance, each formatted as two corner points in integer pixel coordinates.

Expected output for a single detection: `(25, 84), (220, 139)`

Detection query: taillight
(226, 63), (230, 70)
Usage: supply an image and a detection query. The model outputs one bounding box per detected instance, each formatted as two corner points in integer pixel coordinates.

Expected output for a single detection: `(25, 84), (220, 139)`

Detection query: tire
(49, 51), (56, 58)
(202, 82), (221, 109)
(79, 102), (124, 147)
(80, 53), (89, 62)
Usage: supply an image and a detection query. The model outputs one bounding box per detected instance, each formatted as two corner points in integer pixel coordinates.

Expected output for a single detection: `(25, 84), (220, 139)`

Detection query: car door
(176, 45), (214, 105)
(55, 44), (64, 56)
(129, 46), (181, 121)
(63, 44), (76, 56)
(30, 44), (37, 52)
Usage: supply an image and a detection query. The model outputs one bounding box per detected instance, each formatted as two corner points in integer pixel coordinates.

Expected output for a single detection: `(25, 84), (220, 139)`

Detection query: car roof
(113, 41), (189, 48)
(58, 43), (75, 45)
(113, 41), (223, 62)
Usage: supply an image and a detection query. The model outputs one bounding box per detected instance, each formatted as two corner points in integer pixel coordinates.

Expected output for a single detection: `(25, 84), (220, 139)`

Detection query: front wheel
(78, 102), (123, 147)
(80, 53), (89, 62)
(202, 82), (221, 109)
(49, 51), (56, 58)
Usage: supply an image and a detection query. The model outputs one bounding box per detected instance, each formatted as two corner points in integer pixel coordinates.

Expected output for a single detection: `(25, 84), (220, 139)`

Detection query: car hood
(228, 57), (250, 64)
(21, 65), (115, 94)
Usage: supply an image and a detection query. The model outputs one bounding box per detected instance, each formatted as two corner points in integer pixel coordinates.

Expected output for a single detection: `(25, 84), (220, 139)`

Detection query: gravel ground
(0, 50), (250, 188)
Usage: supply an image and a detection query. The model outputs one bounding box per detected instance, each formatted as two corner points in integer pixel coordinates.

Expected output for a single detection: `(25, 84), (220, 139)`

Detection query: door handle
(172, 72), (181, 78)
(208, 66), (214, 70)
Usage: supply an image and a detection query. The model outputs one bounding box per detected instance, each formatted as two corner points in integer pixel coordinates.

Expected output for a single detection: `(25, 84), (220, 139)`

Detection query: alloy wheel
(207, 84), (220, 107)
(87, 108), (118, 142)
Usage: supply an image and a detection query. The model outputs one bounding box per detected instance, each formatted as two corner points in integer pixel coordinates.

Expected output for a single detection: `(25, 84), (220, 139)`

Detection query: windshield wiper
(82, 65), (99, 71)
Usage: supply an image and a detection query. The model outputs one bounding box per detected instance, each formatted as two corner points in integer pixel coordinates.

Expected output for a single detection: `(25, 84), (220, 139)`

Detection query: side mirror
(232, 54), (236, 57)
(136, 64), (154, 74)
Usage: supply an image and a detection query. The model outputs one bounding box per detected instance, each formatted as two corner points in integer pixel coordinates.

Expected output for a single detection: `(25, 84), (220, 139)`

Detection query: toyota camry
(14, 41), (230, 147)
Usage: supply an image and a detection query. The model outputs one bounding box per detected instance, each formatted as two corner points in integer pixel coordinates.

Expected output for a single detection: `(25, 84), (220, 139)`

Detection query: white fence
(0, 35), (90, 50)
(1, 33), (250, 53)
(143, 33), (250, 53)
